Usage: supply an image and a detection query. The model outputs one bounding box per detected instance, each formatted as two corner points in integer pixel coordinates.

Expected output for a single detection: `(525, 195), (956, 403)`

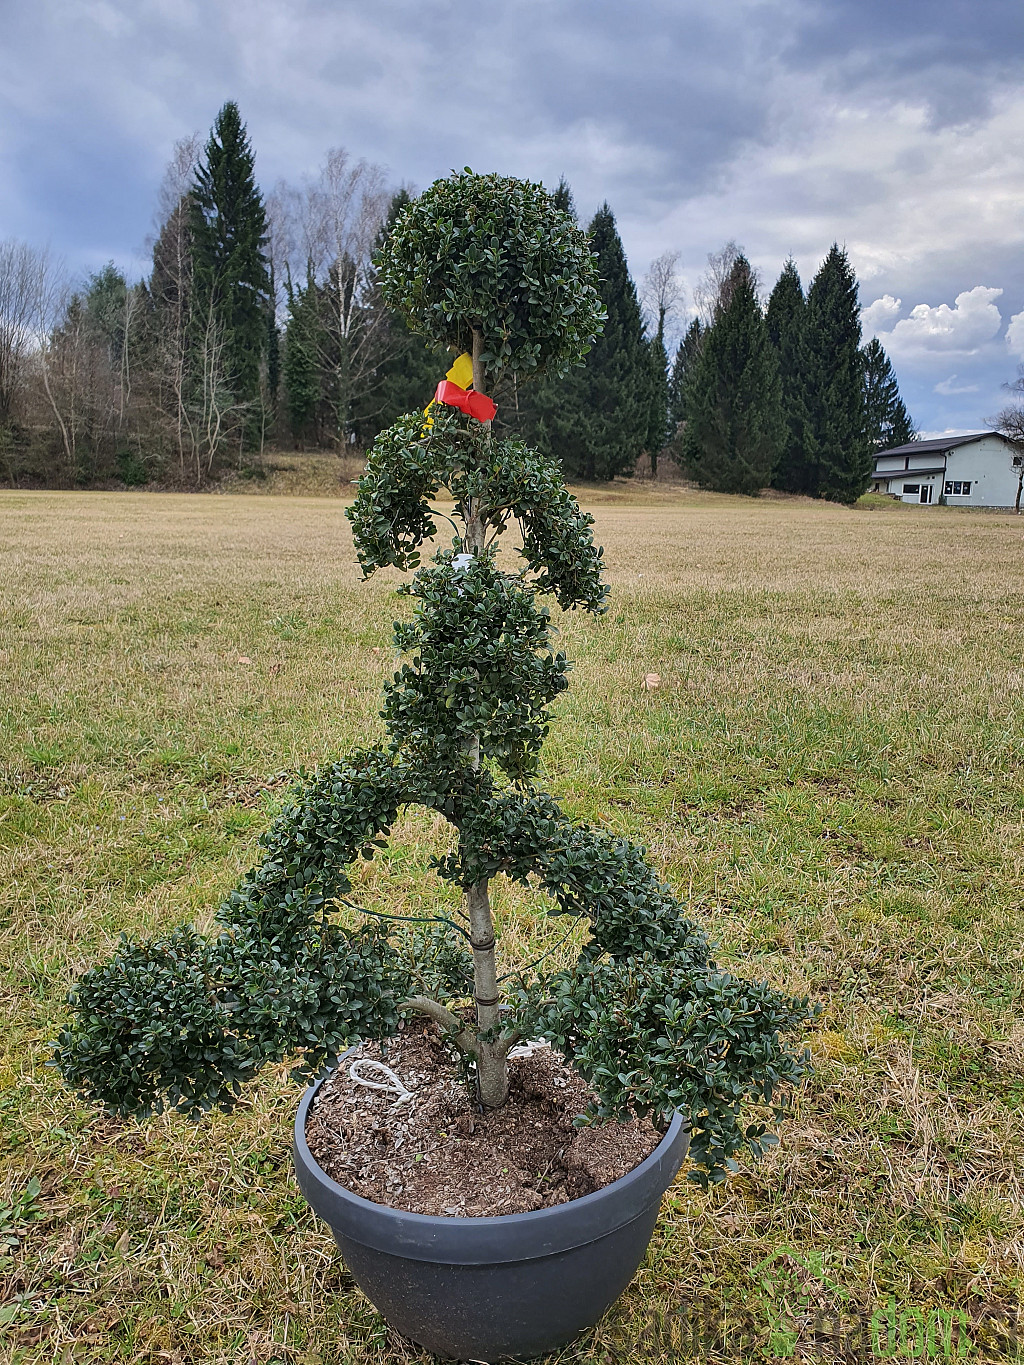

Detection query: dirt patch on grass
(304, 1028), (662, 1216)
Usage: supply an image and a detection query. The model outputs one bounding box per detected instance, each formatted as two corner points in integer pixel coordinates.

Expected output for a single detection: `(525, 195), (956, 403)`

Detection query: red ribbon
(434, 379), (497, 424)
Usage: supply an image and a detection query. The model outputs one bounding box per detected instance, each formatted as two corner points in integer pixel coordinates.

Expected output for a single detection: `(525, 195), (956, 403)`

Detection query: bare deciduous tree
(993, 367), (1024, 513)
(267, 148), (392, 442)
(693, 241), (761, 326)
(149, 136), (202, 481)
(0, 240), (61, 425)
(187, 300), (251, 482)
(641, 249), (682, 343)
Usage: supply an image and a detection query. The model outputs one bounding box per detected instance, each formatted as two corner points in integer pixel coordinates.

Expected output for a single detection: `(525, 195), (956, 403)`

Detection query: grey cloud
(2, 0), (1023, 434)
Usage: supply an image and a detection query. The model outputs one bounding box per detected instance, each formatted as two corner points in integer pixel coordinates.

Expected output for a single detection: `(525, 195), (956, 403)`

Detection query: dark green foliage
(53, 917), (410, 1120)
(519, 957), (811, 1184)
(530, 205), (652, 481)
(83, 263), (130, 366)
(550, 177), (576, 219)
(347, 410), (608, 612)
(805, 245), (871, 503)
(283, 270), (328, 443)
(53, 927), (249, 1119)
(57, 170), (812, 1182)
(385, 553), (570, 780)
(646, 332), (670, 473)
(377, 170), (605, 381)
(190, 101), (272, 406)
(680, 259), (785, 495)
(766, 260), (817, 494)
(397, 923), (473, 1003)
(362, 190), (446, 438)
(863, 337), (915, 451)
(668, 318), (702, 434)
(149, 196), (193, 316)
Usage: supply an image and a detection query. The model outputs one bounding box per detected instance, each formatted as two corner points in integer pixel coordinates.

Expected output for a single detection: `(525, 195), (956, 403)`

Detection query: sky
(2, 0), (1023, 437)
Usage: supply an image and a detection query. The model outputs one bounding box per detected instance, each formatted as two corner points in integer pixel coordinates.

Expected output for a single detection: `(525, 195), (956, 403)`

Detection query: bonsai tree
(55, 172), (812, 1185)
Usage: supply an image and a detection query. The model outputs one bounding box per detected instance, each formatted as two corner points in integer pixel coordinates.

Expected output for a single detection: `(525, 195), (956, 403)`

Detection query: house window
(945, 481), (973, 496)
(944, 482), (953, 495)
(903, 484), (920, 493)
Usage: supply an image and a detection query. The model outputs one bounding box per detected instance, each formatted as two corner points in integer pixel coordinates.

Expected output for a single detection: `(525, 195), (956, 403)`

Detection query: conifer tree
(283, 271), (326, 445)
(550, 177), (576, 218)
(360, 189), (441, 439)
(532, 204), (649, 480)
(862, 337), (915, 451)
(804, 244), (870, 503)
(190, 102), (272, 412)
(668, 318), (702, 435)
(646, 332), (670, 474)
(766, 259), (816, 494)
(680, 257), (785, 495)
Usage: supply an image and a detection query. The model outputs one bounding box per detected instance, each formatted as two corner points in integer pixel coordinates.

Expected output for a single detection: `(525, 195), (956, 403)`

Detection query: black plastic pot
(293, 1072), (689, 1361)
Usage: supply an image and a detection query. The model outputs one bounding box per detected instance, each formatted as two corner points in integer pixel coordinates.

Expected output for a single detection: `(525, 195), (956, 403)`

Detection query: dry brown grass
(1, 488), (1022, 1363)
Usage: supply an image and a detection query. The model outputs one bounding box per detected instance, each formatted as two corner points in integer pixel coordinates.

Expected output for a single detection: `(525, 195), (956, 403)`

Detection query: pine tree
(359, 189), (442, 440)
(668, 318), (702, 435)
(646, 332), (670, 475)
(805, 245), (871, 503)
(550, 177), (576, 218)
(766, 259), (816, 494)
(680, 257), (785, 495)
(862, 337), (914, 451)
(283, 270), (325, 446)
(531, 203), (649, 480)
(190, 102), (272, 412)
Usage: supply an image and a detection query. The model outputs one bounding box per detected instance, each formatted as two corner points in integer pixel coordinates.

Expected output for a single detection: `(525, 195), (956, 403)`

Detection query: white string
(507, 1039), (549, 1060)
(347, 1058), (414, 1104)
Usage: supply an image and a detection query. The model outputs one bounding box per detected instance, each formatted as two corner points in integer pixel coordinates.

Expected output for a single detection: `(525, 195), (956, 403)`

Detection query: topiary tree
(54, 171), (813, 1184)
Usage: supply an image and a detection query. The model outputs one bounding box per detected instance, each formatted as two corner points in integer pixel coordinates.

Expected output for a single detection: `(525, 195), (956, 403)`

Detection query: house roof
(875, 431), (1003, 460)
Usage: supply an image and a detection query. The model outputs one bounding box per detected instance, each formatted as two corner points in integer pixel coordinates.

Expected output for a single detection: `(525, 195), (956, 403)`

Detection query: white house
(870, 431), (1022, 508)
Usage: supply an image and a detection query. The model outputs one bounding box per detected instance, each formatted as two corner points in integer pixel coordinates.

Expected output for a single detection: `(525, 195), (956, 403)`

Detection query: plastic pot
(293, 1071), (689, 1361)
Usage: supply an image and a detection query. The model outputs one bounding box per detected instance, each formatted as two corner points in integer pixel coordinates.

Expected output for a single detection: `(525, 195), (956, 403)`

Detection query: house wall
(874, 436), (1021, 508)
(943, 437), (1021, 508)
(876, 451), (949, 476)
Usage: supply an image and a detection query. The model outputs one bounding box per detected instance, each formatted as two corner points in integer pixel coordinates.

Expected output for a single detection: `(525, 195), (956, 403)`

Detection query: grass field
(1, 487), (1022, 1364)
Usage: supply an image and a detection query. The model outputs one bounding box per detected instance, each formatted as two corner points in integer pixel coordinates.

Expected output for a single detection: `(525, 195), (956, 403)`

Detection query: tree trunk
(462, 324), (509, 1108)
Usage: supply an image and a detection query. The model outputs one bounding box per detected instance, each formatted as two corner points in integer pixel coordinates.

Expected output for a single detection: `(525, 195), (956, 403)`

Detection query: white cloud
(917, 427), (984, 440)
(1007, 309), (1024, 359)
(886, 286), (1003, 355)
(934, 375), (979, 395)
(861, 294), (902, 333)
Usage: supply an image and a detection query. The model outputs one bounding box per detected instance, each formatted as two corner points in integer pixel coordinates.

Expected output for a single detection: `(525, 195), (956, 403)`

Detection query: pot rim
(293, 1060), (689, 1260)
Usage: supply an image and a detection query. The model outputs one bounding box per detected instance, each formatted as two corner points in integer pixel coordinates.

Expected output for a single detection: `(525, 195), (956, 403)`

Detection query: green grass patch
(0, 488), (1021, 1362)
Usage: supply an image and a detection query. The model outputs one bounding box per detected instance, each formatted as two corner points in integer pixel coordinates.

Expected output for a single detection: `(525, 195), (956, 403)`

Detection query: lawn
(1, 487), (1022, 1363)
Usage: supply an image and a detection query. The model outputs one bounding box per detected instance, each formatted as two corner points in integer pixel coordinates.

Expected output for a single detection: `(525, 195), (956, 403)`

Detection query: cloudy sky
(3, 0), (1023, 435)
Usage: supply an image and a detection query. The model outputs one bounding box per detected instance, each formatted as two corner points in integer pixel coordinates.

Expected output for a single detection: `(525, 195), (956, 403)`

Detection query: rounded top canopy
(376, 170), (605, 383)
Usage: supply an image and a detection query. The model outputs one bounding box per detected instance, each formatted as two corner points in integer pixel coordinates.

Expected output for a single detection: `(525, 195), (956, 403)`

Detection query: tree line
(0, 101), (915, 498)
(667, 245), (915, 502)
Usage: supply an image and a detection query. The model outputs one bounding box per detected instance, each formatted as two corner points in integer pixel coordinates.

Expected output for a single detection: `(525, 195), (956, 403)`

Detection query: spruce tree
(862, 337), (915, 451)
(680, 258), (785, 496)
(283, 271), (326, 446)
(646, 332), (670, 475)
(532, 204), (649, 480)
(190, 102), (272, 411)
(805, 245), (871, 503)
(359, 190), (442, 440)
(668, 318), (702, 435)
(766, 259), (816, 494)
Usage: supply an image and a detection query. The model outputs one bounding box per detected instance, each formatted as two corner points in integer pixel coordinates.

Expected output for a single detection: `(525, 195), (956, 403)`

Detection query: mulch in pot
(304, 1026), (662, 1217)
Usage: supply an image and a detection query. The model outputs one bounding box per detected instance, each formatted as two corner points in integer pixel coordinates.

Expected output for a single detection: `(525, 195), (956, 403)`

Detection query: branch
(400, 995), (476, 1052)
